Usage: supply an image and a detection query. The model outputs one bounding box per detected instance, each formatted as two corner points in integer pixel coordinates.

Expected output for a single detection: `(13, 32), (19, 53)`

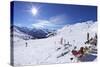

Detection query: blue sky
(12, 1), (97, 30)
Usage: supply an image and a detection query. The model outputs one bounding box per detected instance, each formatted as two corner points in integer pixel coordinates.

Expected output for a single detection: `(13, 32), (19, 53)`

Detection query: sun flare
(31, 7), (38, 16)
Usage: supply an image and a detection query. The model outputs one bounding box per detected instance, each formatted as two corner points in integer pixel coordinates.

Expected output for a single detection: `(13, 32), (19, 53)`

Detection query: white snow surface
(13, 26), (33, 42)
(13, 20), (97, 66)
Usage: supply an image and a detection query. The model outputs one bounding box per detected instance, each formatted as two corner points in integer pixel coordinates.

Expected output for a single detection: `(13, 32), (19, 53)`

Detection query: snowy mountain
(12, 25), (33, 41)
(13, 20), (97, 66)
(56, 20), (97, 49)
(12, 25), (56, 40)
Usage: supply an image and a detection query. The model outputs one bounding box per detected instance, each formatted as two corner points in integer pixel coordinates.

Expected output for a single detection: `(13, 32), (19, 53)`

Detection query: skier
(64, 39), (66, 44)
(87, 32), (90, 42)
(85, 32), (90, 44)
(60, 37), (64, 45)
(25, 42), (28, 47)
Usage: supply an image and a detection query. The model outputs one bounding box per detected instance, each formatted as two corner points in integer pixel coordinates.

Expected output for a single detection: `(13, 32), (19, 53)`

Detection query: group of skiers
(71, 33), (97, 61)
(58, 32), (97, 61)
(85, 33), (97, 46)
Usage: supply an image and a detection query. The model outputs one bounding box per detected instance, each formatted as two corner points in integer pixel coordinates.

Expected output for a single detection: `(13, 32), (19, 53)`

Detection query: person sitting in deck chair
(72, 47), (85, 58)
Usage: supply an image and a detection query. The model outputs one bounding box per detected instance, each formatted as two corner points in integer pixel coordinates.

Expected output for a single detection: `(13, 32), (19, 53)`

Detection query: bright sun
(31, 7), (38, 16)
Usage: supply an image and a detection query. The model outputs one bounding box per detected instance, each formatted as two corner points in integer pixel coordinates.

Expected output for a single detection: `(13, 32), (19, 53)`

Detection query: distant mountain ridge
(12, 20), (97, 40)
(12, 25), (56, 40)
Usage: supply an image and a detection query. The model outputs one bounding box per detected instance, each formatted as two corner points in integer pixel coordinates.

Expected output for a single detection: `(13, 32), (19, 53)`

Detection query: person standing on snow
(25, 42), (28, 47)
(60, 37), (64, 45)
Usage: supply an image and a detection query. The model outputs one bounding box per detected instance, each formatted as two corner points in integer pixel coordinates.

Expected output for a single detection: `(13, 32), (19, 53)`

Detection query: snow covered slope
(12, 20), (97, 66)
(56, 20), (97, 49)
(13, 26), (33, 42)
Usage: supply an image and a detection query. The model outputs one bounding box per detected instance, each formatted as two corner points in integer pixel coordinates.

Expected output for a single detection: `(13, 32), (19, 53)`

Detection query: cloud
(32, 20), (52, 28)
(49, 14), (67, 25)
(32, 14), (67, 29)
